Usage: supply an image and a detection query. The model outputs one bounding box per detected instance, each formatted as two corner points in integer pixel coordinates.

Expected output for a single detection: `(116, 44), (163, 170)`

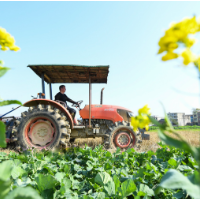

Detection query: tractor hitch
(141, 132), (150, 140)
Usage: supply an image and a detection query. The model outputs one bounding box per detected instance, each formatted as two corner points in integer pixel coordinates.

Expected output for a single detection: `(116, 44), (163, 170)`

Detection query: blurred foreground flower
(0, 27), (20, 51)
(131, 104), (151, 132)
(158, 16), (200, 71)
(181, 48), (196, 65)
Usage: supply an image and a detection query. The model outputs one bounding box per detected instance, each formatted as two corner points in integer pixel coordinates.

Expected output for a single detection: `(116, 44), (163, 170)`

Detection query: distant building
(185, 114), (193, 125)
(151, 115), (163, 121)
(167, 112), (185, 126)
(150, 111), (199, 126)
(150, 116), (165, 125)
(193, 108), (200, 125)
(158, 118), (165, 124)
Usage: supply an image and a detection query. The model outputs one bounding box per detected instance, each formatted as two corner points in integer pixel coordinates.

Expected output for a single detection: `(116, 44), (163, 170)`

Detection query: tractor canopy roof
(28, 64), (109, 84)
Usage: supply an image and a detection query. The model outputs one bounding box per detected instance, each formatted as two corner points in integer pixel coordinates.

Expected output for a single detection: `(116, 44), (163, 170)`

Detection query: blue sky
(0, 1), (200, 118)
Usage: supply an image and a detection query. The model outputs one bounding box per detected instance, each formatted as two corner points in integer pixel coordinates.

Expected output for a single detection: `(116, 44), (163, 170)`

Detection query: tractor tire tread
(103, 121), (140, 151)
(14, 104), (71, 151)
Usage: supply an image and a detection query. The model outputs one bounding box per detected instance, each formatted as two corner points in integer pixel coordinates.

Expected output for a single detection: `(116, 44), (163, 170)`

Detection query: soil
(1, 130), (199, 154)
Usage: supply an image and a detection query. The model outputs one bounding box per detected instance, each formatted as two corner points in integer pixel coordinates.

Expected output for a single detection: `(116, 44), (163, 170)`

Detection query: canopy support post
(100, 88), (105, 104)
(49, 83), (52, 100)
(89, 75), (92, 128)
(41, 72), (45, 98)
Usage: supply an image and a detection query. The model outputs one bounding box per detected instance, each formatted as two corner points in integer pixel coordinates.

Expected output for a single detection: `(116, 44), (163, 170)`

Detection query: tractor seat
(55, 100), (67, 108)
(55, 100), (77, 124)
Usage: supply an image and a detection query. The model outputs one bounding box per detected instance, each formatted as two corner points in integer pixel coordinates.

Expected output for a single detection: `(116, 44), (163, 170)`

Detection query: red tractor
(3, 64), (149, 151)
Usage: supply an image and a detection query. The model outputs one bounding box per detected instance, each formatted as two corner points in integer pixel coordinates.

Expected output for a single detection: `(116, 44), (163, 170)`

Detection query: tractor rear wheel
(103, 121), (141, 151)
(13, 104), (71, 151)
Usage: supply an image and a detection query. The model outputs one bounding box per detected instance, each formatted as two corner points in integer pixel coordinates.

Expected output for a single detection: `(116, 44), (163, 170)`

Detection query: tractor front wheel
(103, 121), (140, 151)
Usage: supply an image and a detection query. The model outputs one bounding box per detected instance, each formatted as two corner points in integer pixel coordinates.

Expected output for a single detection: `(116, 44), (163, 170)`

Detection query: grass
(148, 129), (200, 132)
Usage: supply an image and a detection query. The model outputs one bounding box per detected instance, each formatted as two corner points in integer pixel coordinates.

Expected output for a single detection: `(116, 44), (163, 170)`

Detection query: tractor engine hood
(79, 104), (133, 123)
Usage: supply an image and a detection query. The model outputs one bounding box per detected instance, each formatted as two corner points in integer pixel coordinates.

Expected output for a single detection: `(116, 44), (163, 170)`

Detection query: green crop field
(149, 126), (200, 131)
(0, 143), (199, 199)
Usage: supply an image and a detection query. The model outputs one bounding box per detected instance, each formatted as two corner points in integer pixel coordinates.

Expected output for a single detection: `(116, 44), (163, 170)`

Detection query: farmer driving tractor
(55, 85), (79, 124)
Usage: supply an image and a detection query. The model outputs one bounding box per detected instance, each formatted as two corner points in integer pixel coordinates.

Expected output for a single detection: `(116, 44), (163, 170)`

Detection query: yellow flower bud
(181, 48), (196, 65)
(138, 104), (150, 115)
(131, 117), (139, 132)
(162, 51), (178, 61)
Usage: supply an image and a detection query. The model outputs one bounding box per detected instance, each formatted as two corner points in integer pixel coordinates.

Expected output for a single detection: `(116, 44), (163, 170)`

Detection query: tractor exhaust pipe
(100, 88), (105, 104)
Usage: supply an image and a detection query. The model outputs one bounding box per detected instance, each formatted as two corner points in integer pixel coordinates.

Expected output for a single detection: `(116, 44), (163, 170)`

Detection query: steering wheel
(72, 100), (83, 108)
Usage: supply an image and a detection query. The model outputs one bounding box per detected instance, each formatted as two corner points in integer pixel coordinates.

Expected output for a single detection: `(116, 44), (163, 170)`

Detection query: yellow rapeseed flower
(131, 117), (140, 132)
(131, 105), (151, 132)
(181, 17), (200, 34)
(138, 115), (150, 130)
(181, 48), (196, 65)
(0, 27), (20, 51)
(194, 57), (200, 71)
(162, 51), (178, 61)
(138, 104), (150, 115)
(158, 16), (200, 67)
(158, 35), (178, 48)
(165, 27), (187, 40)
(198, 17), (200, 31)
(183, 37), (196, 47)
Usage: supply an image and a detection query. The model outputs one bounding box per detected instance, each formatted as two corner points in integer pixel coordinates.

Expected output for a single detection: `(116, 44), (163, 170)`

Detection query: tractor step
(73, 126), (85, 129)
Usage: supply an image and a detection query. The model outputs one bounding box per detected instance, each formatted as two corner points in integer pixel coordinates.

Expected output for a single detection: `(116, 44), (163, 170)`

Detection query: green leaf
(35, 174), (59, 192)
(0, 100), (22, 106)
(0, 160), (13, 198)
(120, 179), (136, 198)
(178, 165), (193, 172)
(159, 169), (200, 199)
(188, 170), (200, 186)
(94, 172), (112, 186)
(0, 180), (11, 199)
(60, 178), (71, 195)
(173, 190), (186, 199)
(138, 184), (154, 197)
(41, 188), (54, 199)
(0, 121), (6, 148)
(0, 160), (13, 181)
(137, 191), (146, 197)
(5, 186), (42, 199)
(14, 159), (22, 166)
(104, 180), (115, 196)
(11, 166), (27, 179)
(168, 158), (178, 168)
(72, 179), (86, 190)
(14, 177), (32, 187)
(64, 165), (71, 173)
(113, 174), (121, 192)
(0, 67), (10, 78)
(55, 172), (65, 183)
(104, 162), (112, 170)
(94, 192), (106, 199)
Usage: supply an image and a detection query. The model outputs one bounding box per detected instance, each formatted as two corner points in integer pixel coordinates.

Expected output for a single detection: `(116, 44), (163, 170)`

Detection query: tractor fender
(23, 99), (74, 129)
